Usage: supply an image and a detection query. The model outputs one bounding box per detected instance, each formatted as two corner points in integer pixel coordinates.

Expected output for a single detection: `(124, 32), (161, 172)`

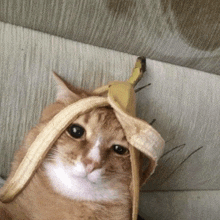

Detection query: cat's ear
(53, 72), (86, 103)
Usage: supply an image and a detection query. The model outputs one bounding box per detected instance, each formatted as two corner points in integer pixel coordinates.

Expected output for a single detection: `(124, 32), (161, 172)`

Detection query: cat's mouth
(72, 168), (103, 184)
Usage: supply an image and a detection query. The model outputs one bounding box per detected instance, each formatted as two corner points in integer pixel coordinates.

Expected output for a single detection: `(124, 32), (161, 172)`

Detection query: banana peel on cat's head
(0, 57), (165, 220)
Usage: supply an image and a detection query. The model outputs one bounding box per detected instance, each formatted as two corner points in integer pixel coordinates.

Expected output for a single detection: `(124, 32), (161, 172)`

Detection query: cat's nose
(83, 158), (100, 173)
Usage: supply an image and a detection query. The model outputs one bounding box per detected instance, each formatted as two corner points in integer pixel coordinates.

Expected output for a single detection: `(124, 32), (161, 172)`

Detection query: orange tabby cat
(0, 75), (133, 220)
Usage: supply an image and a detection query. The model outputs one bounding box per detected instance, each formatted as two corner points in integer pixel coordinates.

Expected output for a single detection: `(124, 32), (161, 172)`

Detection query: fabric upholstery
(0, 0), (220, 75)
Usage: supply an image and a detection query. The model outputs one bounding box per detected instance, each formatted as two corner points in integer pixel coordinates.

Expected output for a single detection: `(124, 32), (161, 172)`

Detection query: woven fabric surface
(0, 0), (219, 75)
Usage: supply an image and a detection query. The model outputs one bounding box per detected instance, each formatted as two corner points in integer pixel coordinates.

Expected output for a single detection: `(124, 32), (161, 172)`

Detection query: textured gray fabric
(1, 23), (220, 193)
(139, 191), (220, 219)
(0, 177), (5, 188)
(0, 0), (220, 75)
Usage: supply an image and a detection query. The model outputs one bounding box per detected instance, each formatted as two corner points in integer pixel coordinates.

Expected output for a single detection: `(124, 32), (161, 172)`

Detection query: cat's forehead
(73, 107), (125, 139)
(75, 107), (118, 125)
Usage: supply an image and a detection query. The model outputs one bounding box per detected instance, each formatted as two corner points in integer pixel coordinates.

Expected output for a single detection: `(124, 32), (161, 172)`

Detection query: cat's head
(42, 74), (132, 202)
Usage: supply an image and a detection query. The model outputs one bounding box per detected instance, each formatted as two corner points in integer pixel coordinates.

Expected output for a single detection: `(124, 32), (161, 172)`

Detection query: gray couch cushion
(0, 0), (219, 75)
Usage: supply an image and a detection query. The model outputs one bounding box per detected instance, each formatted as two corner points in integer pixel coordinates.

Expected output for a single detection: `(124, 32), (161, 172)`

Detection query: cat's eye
(112, 145), (129, 155)
(67, 124), (85, 139)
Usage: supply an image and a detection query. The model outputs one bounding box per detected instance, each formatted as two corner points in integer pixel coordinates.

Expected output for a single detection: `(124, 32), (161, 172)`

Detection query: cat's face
(42, 74), (132, 202)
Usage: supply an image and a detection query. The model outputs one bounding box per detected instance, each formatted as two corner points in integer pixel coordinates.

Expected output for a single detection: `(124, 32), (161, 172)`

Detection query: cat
(0, 74), (133, 220)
